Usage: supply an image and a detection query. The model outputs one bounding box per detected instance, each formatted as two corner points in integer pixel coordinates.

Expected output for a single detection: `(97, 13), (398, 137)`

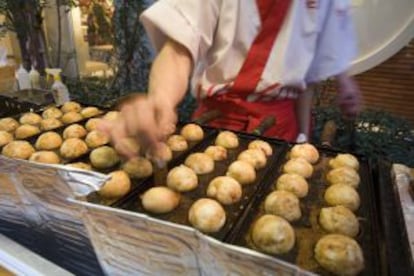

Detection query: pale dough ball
(103, 111), (120, 121)
(114, 137), (140, 156)
(62, 124), (87, 139)
(180, 123), (204, 141)
(35, 131), (63, 150)
(19, 112), (42, 126)
(90, 146), (120, 169)
(215, 131), (239, 149)
(319, 206), (359, 238)
(207, 176), (242, 205)
(327, 167), (360, 188)
(122, 157), (153, 178)
(80, 106), (101, 118)
(226, 160), (256, 185)
(61, 112), (83, 124)
(251, 214), (295, 254)
(2, 141), (35, 160)
(188, 198), (226, 233)
(60, 138), (88, 159)
(184, 152), (215, 175)
(61, 101), (82, 113)
(15, 124), (40, 139)
(146, 142), (173, 163)
(85, 130), (109, 148)
(290, 143), (319, 164)
(85, 118), (102, 131)
(283, 157), (313, 179)
(141, 186), (180, 214)
(167, 135), (188, 152)
(238, 148), (267, 169)
(248, 140), (273, 156)
(264, 190), (301, 222)
(29, 151), (61, 164)
(204, 145), (227, 161)
(167, 165), (198, 192)
(329, 153), (359, 171)
(42, 107), (63, 119)
(0, 117), (19, 132)
(314, 234), (364, 276)
(98, 170), (131, 199)
(66, 162), (92, 171)
(0, 131), (13, 147)
(275, 173), (309, 198)
(40, 118), (63, 131)
(324, 184), (360, 211)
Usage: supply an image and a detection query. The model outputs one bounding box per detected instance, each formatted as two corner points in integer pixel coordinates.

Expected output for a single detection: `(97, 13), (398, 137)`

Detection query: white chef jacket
(140, 0), (357, 101)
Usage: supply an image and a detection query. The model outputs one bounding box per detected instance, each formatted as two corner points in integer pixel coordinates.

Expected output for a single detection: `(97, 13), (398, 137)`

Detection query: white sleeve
(140, 0), (221, 64)
(306, 0), (358, 83)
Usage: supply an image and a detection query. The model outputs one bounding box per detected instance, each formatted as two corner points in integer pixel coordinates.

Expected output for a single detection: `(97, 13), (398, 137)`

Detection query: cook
(101, 0), (361, 158)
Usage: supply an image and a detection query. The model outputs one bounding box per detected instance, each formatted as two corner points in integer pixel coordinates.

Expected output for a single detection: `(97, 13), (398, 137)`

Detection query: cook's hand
(99, 94), (177, 159)
(336, 75), (361, 119)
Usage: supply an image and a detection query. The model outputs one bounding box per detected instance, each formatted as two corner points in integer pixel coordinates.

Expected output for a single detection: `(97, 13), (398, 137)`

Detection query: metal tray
(226, 146), (384, 276)
(113, 129), (289, 241)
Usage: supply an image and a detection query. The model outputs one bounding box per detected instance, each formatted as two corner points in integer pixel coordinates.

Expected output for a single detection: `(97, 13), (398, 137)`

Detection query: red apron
(192, 0), (298, 141)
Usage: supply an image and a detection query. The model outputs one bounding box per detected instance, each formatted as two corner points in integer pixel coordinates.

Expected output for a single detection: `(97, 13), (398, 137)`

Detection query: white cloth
(140, 0), (357, 101)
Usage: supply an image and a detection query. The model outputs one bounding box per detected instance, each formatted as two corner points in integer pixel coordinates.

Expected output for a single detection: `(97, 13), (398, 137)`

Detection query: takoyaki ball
(85, 118), (102, 131)
(29, 151), (60, 164)
(283, 157), (313, 179)
(141, 187), (180, 214)
(319, 206), (359, 238)
(215, 131), (239, 149)
(167, 135), (188, 152)
(14, 124), (40, 139)
(248, 139), (273, 157)
(290, 143), (319, 164)
(19, 112), (42, 126)
(114, 137), (140, 156)
(61, 101), (81, 113)
(264, 190), (301, 222)
(184, 153), (214, 175)
(98, 170), (131, 199)
(85, 130), (110, 148)
(275, 173), (309, 198)
(237, 148), (267, 170)
(40, 118), (63, 131)
(166, 165), (198, 192)
(327, 167), (360, 188)
(251, 214), (295, 254)
(204, 145), (227, 161)
(63, 124), (87, 139)
(207, 176), (242, 205)
(90, 146), (120, 169)
(0, 131), (13, 147)
(80, 106), (101, 118)
(180, 123), (204, 141)
(122, 157), (153, 179)
(324, 184), (361, 211)
(0, 117), (19, 132)
(146, 142), (173, 163)
(35, 131), (63, 150)
(2, 141), (35, 160)
(42, 107), (63, 119)
(66, 162), (92, 171)
(226, 160), (256, 185)
(315, 234), (364, 276)
(61, 111), (83, 125)
(103, 111), (120, 121)
(188, 198), (226, 233)
(59, 138), (88, 159)
(329, 153), (359, 171)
